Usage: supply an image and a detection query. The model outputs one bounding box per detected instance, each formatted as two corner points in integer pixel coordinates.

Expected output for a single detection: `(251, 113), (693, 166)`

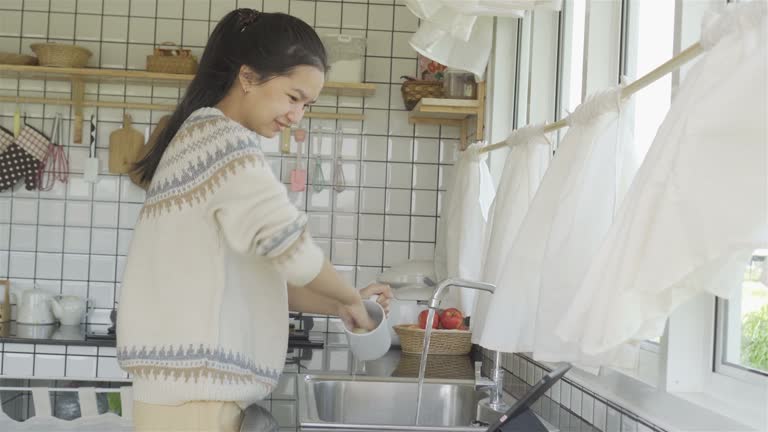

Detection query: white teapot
(51, 295), (88, 326)
(17, 288), (55, 325)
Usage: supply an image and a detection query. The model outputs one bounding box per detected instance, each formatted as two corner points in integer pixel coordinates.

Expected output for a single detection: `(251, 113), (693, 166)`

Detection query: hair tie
(237, 9), (261, 32)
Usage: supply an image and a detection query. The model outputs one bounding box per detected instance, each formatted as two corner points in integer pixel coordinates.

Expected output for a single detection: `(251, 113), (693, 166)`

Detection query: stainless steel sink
(299, 374), (489, 431)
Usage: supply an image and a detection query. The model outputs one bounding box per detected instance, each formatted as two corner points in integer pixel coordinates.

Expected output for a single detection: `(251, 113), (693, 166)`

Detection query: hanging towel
(557, 2), (768, 356)
(474, 87), (636, 355)
(471, 125), (550, 337)
(434, 142), (496, 315)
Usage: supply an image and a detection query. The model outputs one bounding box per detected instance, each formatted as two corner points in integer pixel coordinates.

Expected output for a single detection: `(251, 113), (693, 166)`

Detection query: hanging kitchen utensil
(290, 128), (307, 192)
(37, 113), (69, 191)
(83, 114), (99, 183)
(129, 114), (171, 190)
(312, 156), (325, 192)
(12, 104), (21, 137)
(108, 114), (144, 174)
(309, 127), (327, 193)
(332, 129), (346, 193)
(0, 280), (10, 323)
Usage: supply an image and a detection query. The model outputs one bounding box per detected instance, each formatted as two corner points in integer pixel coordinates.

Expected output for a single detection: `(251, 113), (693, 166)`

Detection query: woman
(117, 9), (392, 431)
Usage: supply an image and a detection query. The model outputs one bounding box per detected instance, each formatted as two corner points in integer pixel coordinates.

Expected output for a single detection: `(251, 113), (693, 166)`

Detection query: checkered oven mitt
(0, 125), (47, 192)
(0, 126), (12, 153)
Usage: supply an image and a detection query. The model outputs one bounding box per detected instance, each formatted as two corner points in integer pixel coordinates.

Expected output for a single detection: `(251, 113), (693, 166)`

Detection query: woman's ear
(238, 65), (258, 94)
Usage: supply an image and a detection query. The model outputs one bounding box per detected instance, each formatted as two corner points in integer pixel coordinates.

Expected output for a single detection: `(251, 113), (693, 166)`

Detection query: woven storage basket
(392, 353), (474, 380)
(393, 324), (471, 355)
(400, 76), (444, 111)
(0, 52), (38, 65)
(30, 43), (91, 68)
(146, 42), (197, 74)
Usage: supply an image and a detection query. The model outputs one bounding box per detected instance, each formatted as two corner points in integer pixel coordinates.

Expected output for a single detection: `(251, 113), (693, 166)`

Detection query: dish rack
(0, 385), (133, 431)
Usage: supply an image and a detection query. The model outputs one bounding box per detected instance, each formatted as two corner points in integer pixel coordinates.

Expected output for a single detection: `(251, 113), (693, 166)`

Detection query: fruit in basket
(439, 308), (464, 330)
(418, 309), (440, 329)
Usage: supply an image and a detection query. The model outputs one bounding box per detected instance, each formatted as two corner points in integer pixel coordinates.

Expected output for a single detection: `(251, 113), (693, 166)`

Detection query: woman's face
(241, 65), (325, 138)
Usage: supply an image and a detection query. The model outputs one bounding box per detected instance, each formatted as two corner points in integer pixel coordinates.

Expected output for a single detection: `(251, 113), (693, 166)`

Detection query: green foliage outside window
(741, 303), (768, 372)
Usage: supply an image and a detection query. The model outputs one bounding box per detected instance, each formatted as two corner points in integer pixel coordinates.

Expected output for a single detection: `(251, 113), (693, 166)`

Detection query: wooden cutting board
(108, 114), (145, 174)
(129, 114), (171, 190)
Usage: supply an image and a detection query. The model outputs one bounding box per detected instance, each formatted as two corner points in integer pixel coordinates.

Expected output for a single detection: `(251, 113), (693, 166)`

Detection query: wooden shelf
(322, 82), (376, 97)
(408, 98), (480, 120)
(408, 82), (486, 149)
(0, 64), (191, 87)
(0, 64), (375, 142)
(0, 64), (376, 96)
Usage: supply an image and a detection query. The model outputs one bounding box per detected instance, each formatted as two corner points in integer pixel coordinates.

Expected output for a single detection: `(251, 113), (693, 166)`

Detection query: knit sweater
(116, 107), (324, 407)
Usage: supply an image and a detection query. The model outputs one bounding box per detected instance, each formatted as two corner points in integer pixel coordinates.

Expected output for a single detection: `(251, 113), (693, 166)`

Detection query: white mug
(344, 299), (391, 361)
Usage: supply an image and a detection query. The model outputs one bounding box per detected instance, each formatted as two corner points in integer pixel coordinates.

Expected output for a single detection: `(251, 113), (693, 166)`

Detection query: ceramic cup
(344, 299), (391, 361)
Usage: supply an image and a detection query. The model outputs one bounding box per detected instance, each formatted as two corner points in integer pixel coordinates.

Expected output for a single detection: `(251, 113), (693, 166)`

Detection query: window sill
(562, 366), (760, 432)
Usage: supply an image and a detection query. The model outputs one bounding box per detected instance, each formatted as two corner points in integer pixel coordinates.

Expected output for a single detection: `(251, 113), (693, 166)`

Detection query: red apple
(439, 307), (464, 330)
(418, 309), (440, 329)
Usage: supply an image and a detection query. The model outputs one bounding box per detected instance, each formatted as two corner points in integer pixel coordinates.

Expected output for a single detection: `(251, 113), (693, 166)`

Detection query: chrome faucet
(426, 277), (496, 309)
(423, 278), (509, 415)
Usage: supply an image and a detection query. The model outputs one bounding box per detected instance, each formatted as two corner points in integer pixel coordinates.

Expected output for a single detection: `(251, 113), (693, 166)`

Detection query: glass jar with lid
(443, 69), (477, 99)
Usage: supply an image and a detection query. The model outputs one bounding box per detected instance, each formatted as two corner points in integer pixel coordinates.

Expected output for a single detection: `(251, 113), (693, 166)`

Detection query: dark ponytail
(133, 9), (328, 184)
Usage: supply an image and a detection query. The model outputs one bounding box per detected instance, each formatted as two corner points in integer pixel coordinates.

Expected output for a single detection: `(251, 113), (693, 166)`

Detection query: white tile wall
(65, 355), (97, 378)
(3, 352), (33, 376)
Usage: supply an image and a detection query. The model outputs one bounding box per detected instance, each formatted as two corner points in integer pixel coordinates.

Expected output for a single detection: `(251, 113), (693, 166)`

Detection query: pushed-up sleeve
(208, 154), (324, 286)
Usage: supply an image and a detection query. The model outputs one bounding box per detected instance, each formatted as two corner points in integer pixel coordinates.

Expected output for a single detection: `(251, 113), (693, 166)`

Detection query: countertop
(0, 322), (596, 432)
(0, 321), (116, 347)
(0, 320), (324, 349)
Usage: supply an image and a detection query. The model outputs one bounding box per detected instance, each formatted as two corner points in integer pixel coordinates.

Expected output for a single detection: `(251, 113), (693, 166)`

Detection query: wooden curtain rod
(480, 42), (705, 154)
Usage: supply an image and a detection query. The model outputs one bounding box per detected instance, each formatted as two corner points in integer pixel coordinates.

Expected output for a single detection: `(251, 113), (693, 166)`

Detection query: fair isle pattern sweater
(116, 107), (324, 407)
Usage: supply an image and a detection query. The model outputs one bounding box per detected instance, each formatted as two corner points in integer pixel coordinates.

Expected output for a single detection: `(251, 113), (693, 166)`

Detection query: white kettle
(51, 295), (88, 326)
(17, 288), (55, 325)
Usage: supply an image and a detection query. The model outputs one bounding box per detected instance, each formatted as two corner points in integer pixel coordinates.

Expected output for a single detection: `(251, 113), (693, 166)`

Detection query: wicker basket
(393, 324), (472, 355)
(400, 76), (444, 111)
(0, 52), (38, 66)
(30, 43), (91, 68)
(392, 353), (474, 380)
(146, 42), (197, 74)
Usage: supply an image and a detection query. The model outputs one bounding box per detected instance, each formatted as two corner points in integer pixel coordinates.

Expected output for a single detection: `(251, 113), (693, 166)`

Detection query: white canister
(321, 34), (366, 83)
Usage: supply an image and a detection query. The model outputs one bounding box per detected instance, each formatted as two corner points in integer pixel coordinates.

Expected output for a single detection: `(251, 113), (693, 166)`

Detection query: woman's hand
(338, 300), (376, 331)
(337, 283), (394, 331)
(358, 283), (393, 315)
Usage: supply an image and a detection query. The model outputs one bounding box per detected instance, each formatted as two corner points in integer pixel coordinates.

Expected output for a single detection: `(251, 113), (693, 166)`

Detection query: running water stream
(414, 308), (437, 424)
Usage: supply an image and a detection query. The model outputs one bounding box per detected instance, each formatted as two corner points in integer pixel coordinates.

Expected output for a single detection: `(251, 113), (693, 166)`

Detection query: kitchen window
(619, 0), (675, 196)
(608, 0), (676, 387)
(716, 251), (768, 380)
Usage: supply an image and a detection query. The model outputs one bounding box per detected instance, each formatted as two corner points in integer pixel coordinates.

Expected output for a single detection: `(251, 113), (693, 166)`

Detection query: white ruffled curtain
(434, 142), (496, 315)
(471, 126), (550, 337)
(404, 0), (562, 78)
(556, 2), (768, 356)
(472, 87), (644, 368)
